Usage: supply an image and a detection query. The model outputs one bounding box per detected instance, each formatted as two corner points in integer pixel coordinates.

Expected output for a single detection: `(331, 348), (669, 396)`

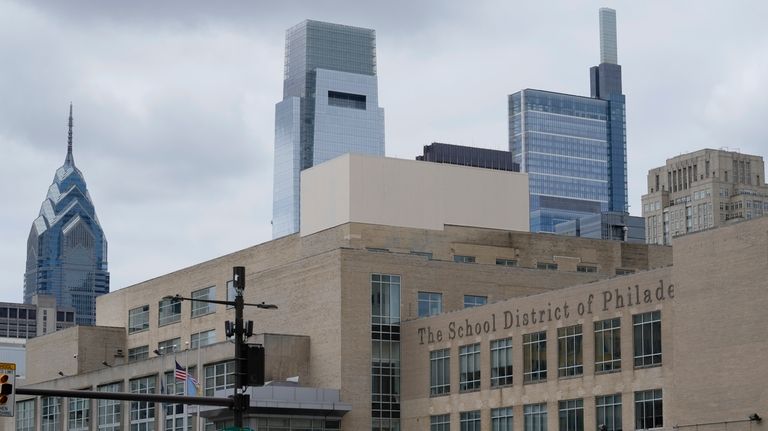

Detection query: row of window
(430, 390), (663, 431)
(127, 329), (217, 362)
(128, 282), (236, 334)
(430, 312), (661, 395)
(16, 360), (235, 431)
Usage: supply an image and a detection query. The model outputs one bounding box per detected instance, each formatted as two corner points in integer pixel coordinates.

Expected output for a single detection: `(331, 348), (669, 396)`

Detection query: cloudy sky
(1, 0), (766, 302)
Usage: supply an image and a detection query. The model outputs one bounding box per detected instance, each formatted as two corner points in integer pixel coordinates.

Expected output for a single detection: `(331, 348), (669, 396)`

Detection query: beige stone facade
(401, 216), (768, 431)
(17, 222), (673, 430)
(642, 148), (767, 245)
(300, 154), (530, 236)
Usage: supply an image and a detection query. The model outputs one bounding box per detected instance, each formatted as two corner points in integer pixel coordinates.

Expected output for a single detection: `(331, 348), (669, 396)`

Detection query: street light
(164, 266), (276, 428)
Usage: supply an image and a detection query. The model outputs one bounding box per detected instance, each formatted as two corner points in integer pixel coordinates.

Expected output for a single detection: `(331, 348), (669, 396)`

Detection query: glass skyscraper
(272, 20), (385, 238)
(24, 105), (109, 326)
(509, 8), (627, 232)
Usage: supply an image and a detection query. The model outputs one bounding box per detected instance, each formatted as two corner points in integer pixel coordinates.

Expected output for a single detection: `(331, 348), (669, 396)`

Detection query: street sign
(0, 362), (16, 417)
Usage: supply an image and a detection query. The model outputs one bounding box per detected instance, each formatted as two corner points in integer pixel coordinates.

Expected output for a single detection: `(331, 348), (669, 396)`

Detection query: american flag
(175, 361), (200, 388)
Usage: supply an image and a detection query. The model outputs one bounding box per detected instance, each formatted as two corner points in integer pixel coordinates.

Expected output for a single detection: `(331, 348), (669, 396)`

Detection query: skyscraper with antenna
(509, 7), (628, 233)
(23, 104), (110, 326)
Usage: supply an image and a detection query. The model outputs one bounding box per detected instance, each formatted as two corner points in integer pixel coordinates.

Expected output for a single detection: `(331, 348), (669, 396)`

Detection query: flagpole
(196, 339), (202, 431)
(184, 343), (189, 431)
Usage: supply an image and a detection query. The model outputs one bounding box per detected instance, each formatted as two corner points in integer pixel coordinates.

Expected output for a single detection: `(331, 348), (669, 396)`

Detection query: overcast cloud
(1, 0), (767, 302)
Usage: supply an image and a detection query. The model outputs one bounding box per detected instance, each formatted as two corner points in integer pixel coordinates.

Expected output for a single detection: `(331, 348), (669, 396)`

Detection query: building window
(158, 297), (181, 326)
(128, 305), (150, 334)
(537, 262), (558, 271)
(411, 251), (434, 260)
(128, 345), (149, 362)
(164, 368), (196, 430)
(633, 311), (662, 367)
(371, 274), (401, 428)
(496, 258), (518, 267)
(191, 286), (216, 317)
(464, 295), (487, 308)
(492, 407), (514, 431)
(576, 265), (597, 273)
(460, 410), (481, 431)
(41, 397), (61, 431)
(68, 397), (90, 431)
(431, 414), (450, 431)
(595, 318), (621, 373)
(558, 399), (583, 431)
(454, 255), (476, 264)
(491, 337), (513, 387)
(615, 268), (635, 276)
(430, 348), (450, 396)
(524, 403), (548, 431)
(558, 325), (583, 377)
(524, 331), (547, 383)
(459, 343), (480, 392)
(130, 376), (155, 431)
(596, 394), (622, 431)
(16, 399), (35, 431)
(191, 329), (217, 349)
(327, 90), (366, 110)
(418, 292), (443, 317)
(97, 382), (122, 431)
(204, 360), (235, 396)
(635, 389), (663, 430)
(158, 337), (181, 354)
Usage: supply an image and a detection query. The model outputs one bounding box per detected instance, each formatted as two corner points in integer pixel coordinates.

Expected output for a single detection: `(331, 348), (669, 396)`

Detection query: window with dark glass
(491, 337), (513, 387)
(191, 286), (216, 317)
(454, 255), (476, 264)
(431, 414), (450, 431)
(595, 318), (621, 373)
(128, 305), (149, 334)
(463, 295), (487, 308)
(524, 403), (547, 431)
(596, 394), (622, 431)
(460, 410), (481, 431)
(558, 399), (583, 431)
(576, 265), (597, 273)
(97, 382), (122, 431)
(635, 389), (662, 430)
(157, 337), (180, 354)
(158, 297), (181, 326)
(129, 375), (155, 430)
(524, 331), (547, 382)
(371, 274), (401, 425)
(459, 343), (480, 392)
(558, 325), (583, 377)
(68, 397), (89, 431)
(128, 345), (149, 362)
(537, 262), (558, 271)
(492, 407), (514, 431)
(430, 348), (450, 396)
(327, 90), (366, 110)
(418, 292), (443, 317)
(496, 258), (518, 267)
(633, 311), (661, 367)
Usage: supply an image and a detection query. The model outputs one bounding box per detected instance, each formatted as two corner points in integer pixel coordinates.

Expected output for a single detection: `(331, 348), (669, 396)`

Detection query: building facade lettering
(417, 279), (674, 345)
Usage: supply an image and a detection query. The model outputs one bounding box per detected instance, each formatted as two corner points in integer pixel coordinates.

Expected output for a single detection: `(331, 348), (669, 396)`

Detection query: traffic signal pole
(232, 266), (248, 428)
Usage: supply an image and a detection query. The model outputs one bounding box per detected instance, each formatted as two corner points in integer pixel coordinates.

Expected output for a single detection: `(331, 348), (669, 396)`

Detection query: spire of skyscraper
(599, 7), (618, 64)
(65, 102), (74, 166)
(24, 105), (110, 326)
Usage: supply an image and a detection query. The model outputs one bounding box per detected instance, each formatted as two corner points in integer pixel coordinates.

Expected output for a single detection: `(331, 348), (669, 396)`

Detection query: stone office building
(15, 214), (668, 431)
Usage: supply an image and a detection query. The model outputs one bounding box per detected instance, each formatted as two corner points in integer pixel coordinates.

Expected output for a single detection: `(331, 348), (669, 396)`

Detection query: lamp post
(164, 266), (276, 429)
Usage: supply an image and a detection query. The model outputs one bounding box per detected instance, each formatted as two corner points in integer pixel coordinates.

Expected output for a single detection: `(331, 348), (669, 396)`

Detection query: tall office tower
(272, 20), (385, 238)
(641, 149), (767, 245)
(24, 105), (110, 326)
(509, 8), (627, 232)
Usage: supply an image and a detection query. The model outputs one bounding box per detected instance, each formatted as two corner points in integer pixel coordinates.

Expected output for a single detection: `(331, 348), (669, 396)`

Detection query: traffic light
(245, 344), (265, 386)
(0, 373), (11, 405)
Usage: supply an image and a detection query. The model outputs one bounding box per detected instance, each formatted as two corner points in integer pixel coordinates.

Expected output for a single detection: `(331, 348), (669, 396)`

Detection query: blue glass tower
(24, 105), (110, 326)
(272, 20), (385, 238)
(509, 8), (627, 232)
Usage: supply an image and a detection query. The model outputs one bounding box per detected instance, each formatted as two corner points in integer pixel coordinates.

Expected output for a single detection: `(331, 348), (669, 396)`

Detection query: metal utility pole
(232, 266), (247, 428)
